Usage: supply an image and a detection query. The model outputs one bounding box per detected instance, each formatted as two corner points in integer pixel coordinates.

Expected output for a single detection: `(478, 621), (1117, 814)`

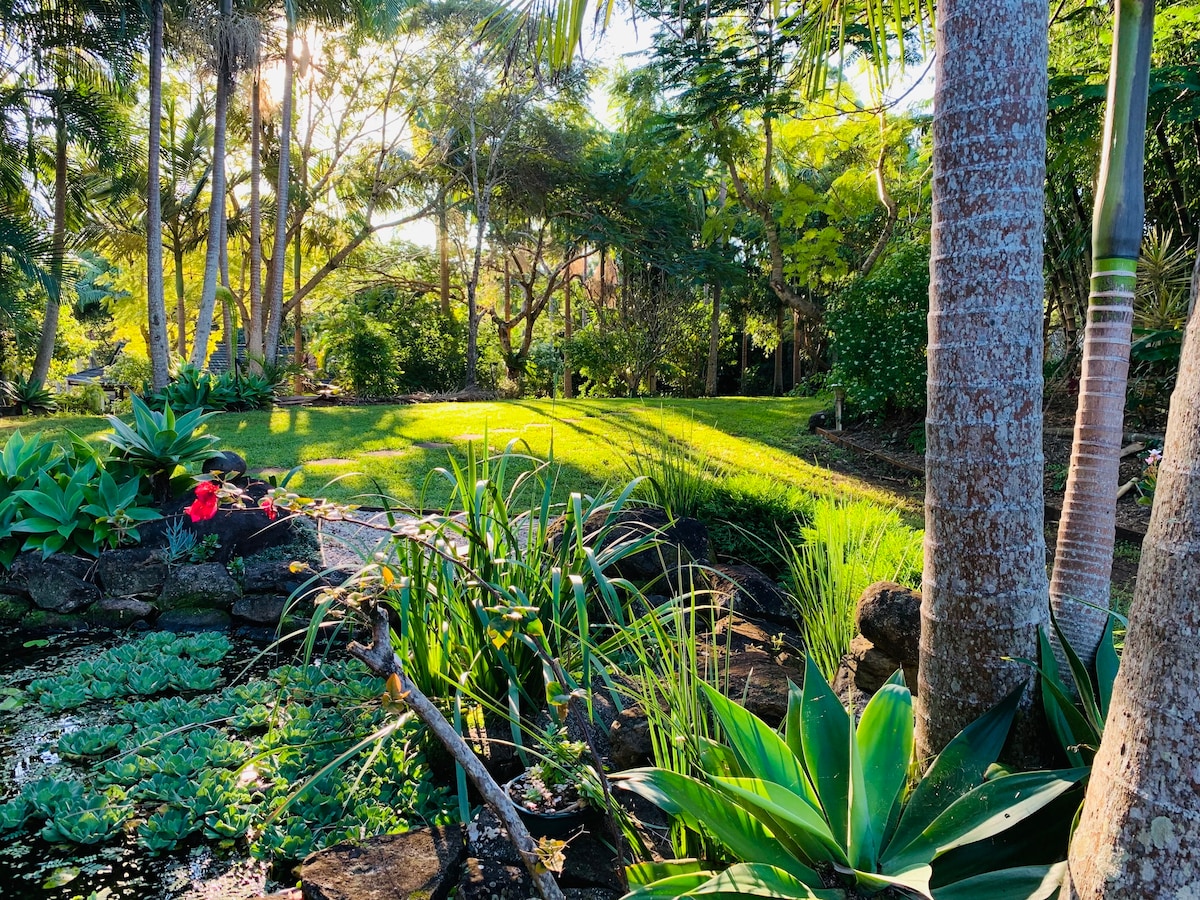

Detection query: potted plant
(505, 726), (603, 839)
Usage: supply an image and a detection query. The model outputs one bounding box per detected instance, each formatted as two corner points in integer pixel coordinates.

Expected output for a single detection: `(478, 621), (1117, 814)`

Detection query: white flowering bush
(827, 243), (928, 416)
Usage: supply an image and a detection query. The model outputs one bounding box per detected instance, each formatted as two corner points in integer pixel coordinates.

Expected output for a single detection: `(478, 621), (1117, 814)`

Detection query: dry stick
(348, 603), (567, 900)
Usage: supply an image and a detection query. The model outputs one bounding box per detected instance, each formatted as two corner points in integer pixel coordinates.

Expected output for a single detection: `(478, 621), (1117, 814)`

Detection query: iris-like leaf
(932, 862), (1067, 900)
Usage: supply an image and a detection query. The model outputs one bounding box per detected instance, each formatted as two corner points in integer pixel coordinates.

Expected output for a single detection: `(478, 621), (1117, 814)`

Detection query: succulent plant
(57, 724), (133, 760)
(0, 796), (31, 834)
(39, 683), (92, 712)
(138, 806), (198, 854)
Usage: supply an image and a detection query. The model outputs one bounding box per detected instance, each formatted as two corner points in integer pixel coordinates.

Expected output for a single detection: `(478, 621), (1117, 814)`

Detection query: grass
(3, 397), (912, 512)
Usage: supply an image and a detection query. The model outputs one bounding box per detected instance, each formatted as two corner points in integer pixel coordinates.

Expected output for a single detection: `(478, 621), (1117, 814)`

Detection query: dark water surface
(0, 631), (297, 900)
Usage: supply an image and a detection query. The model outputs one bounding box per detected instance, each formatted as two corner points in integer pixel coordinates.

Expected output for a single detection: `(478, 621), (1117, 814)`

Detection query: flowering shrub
(826, 243), (928, 417)
(1135, 446), (1162, 507)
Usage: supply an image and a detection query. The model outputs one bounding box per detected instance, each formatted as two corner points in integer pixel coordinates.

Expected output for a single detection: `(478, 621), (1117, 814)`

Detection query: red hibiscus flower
(185, 481), (220, 523)
(259, 497), (277, 521)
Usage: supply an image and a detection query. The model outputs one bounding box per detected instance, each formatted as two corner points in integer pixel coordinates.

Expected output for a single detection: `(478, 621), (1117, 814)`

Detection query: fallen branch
(348, 603), (566, 900)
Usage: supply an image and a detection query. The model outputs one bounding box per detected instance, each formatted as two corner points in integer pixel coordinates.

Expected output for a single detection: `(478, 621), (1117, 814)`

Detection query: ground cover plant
(0, 632), (454, 867)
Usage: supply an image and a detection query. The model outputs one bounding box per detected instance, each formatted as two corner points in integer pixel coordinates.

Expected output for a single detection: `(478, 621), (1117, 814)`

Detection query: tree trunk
(145, 0), (170, 390)
(1154, 120), (1193, 240)
(1050, 0), (1154, 669)
(247, 68), (264, 362)
(739, 328), (749, 396)
(464, 217), (484, 390)
(189, 0), (233, 369)
(1066, 256), (1200, 898)
(174, 244), (187, 356)
(563, 275), (573, 399)
(773, 305), (784, 395)
(438, 189), (451, 317)
(264, 16), (295, 365)
(791, 309), (801, 388)
(705, 282), (721, 396)
(916, 0), (1050, 764)
(30, 113), (69, 385)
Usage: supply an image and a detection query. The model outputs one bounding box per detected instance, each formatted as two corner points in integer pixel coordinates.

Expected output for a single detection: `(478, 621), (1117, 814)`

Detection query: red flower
(259, 497), (278, 521)
(185, 481), (220, 523)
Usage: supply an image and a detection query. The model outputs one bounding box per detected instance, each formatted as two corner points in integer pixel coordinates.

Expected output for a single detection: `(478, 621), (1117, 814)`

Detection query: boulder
(706, 564), (795, 626)
(719, 646), (802, 724)
(159, 563), (241, 610)
(807, 409), (834, 433)
(141, 482), (294, 562)
(550, 508), (709, 587)
(87, 597), (155, 629)
(156, 608), (233, 632)
(14, 554), (100, 613)
(242, 559), (322, 596)
(841, 634), (901, 695)
(465, 808), (621, 893)
(300, 826), (464, 900)
(855, 581), (921, 666)
(203, 450), (248, 480)
(20, 608), (89, 633)
(232, 595), (288, 625)
(0, 594), (32, 623)
(608, 707), (653, 770)
(96, 548), (167, 597)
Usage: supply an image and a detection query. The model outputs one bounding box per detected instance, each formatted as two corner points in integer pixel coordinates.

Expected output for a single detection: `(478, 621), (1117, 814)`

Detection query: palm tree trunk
(264, 16), (295, 365)
(174, 245), (187, 356)
(916, 0), (1050, 764)
(145, 0), (170, 390)
(247, 67), (264, 361)
(31, 112), (68, 386)
(562, 275), (573, 398)
(1050, 0), (1154, 669)
(1067, 262), (1200, 897)
(705, 281), (721, 396)
(438, 188), (451, 316)
(189, 0), (233, 369)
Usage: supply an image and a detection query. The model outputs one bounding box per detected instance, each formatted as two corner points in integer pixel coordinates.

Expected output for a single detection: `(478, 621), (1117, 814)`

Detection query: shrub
(318, 311), (401, 398)
(57, 383), (108, 415)
(826, 243), (928, 416)
(105, 352), (154, 393)
(692, 474), (813, 575)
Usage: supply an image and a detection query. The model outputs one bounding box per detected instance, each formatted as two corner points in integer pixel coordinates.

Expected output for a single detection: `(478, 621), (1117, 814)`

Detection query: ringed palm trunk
(916, 0), (1050, 763)
(705, 282), (720, 396)
(189, 0), (233, 369)
(264, 15), (295, 366)
(1067, 261), (1200, 897)
(1050, 0), (1155, 668)
(145, 0), (171, 390)
(30, 112), (68, 386)
(246, 68), (264, 362)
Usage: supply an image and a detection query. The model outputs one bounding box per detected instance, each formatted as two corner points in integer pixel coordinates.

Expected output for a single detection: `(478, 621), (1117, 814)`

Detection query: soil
(808, 394), (1154, 602)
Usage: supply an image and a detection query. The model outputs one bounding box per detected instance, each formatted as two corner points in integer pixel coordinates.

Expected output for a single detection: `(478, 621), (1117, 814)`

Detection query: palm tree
(145, 0), (170, 388)
(1049, 0), (1155, 669)
(914, 0), (1051, 761)
(1066, 243), (1200, 896)
(5, 0), (139, 385)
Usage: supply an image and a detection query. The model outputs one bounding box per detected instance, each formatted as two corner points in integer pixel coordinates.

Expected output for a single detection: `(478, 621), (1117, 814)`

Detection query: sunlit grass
(0, 397), (909, 511)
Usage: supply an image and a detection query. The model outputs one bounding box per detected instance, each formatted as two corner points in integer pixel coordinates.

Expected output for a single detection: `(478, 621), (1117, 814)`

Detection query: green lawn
(1, 397), (906, 510)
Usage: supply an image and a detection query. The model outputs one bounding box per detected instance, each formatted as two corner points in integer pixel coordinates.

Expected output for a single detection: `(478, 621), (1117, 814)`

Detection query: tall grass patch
(784, 497), (923, 680)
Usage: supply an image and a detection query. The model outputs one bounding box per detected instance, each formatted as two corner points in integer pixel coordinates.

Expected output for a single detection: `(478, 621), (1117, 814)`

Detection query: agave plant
(104, 396), (219, 499)
(10, 462), (103, 557)
(83, 470), (162, 549)
(617, 660), (1087, 899)
(7, 376), (57, 415)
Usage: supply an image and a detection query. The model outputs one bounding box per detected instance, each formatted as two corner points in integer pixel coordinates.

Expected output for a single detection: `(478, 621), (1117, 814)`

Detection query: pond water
(0, 631), (296, 900)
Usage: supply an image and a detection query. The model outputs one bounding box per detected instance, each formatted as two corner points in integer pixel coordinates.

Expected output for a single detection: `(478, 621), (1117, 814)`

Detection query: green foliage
(1021, 612), (1122, 768)
(57, 382), (108, 415)
(104, 352), (153, 393)
(5, 375), (58, 415)
(9, 462), (104, 557)
(624, 423), (722, 519)
(103, 396), (219, 497)
(827, 244), (929, 416)
(22, 632), (231, 710)
(147, 364), (279, 413)
(57, 725), (134, 760)
(619, 663), (1084, 899)
(317, 309), (402, 398)
(692, 473), (814, 575)
(784, 497), (923, 680)
(82, 470), (162, 549)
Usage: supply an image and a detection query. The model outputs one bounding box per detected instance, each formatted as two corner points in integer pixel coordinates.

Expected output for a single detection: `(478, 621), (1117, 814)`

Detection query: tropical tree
(144, 0), (170, 387)
(915, 0), (1051, 762)
(1049, 0), (1156, 669)
(1066, 241), (1200, 896)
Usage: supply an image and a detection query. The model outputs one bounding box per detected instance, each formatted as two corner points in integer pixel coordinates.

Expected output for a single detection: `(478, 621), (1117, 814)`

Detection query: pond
(0, 628), (417, 900)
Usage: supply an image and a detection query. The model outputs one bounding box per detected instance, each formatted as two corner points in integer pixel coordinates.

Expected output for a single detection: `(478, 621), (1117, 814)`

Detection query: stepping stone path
(359, 449), (407, 458)
(414, 441), (452, 450)
(306, 458), (355, 466)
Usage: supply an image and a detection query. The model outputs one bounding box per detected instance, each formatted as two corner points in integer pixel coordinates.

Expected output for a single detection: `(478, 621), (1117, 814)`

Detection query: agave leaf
(622, 872), (718, 898)
(785, 679), (803, 758)
(857, 682), (913, 847)
(887, 686), (1020, 853)
(798, 655), (855, 857)
(1049, 613), (1103, 736)
(615, 768), (820, 883)
(711, 776), (846, 865)
(1094, 617), (1120, 717)
(931, 862), (1067, 900)
(882, 769), (1088, 873)
(700, 682), (817, 809)
(626, 859), (705, 886)
(849, 863), (933, 898)
(687, 862), (845, 898)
